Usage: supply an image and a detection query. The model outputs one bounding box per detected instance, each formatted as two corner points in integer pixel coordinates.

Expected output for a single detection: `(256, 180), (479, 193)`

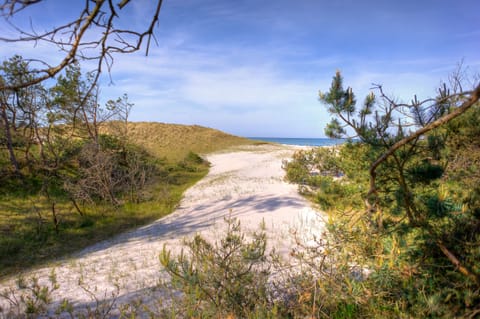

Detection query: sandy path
(0, 144), (325, 315)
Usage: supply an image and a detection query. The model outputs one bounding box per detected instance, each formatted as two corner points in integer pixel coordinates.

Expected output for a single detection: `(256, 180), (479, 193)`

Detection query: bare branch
(0, 0), (41, 16)
(437, 240), (480, 285)
(0, 0), (163, 91)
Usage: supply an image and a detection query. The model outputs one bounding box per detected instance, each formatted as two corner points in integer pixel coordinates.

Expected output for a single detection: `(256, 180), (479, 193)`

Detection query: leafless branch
(0, 0), (41, 16)
(0, 0), (163, 90)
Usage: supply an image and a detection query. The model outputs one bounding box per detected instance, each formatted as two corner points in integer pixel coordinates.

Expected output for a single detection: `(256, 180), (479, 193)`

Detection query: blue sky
(1, 0), (479, 137)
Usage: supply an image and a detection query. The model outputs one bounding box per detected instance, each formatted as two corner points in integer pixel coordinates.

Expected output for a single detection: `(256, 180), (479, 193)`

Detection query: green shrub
(160, 216), (272, 318)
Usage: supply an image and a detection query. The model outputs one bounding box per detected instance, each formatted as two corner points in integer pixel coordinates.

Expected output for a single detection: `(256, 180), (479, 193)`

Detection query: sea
(248, 137), (345, 147)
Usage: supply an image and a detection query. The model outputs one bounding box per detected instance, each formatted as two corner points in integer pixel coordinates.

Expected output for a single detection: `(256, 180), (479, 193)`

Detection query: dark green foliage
(325, 118), (346, 139)
(313, 177), (359, 210)
(185, 151), (205, 165)
(407, 161), (444, 184)
(176, 151), (208, 173)
(320, 71), (357, 115)
(283, 151), (310, 184)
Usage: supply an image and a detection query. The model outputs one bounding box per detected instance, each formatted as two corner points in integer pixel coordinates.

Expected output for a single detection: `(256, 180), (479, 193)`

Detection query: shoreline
(247, 137), (346, 147)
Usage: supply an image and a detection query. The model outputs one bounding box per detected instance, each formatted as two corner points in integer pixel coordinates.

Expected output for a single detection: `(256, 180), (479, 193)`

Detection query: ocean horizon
(248, 137), (345, 147)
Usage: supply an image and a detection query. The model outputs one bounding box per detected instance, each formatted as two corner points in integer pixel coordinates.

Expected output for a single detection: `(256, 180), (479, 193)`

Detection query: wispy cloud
(1, 0), (478, 137)
(98, 40), (330, 136)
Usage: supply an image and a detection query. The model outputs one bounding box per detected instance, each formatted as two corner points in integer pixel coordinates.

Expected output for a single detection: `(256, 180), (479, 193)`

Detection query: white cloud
(100, 40), (328, 106)
(2, 0), (477, 138)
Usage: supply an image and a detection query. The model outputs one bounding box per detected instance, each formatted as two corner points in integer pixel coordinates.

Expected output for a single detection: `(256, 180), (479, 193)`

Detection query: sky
(0, 0), (479, 137)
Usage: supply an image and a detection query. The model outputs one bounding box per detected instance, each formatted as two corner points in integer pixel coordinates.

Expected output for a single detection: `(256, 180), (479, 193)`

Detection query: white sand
(0, 144), (326, 315)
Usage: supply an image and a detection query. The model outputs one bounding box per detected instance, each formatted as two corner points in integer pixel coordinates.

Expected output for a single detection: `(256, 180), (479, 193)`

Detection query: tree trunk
(1, 103), (20, 174)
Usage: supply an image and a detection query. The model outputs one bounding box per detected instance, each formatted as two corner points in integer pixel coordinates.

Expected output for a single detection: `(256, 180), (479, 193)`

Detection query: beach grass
(108, 122), (252, 161)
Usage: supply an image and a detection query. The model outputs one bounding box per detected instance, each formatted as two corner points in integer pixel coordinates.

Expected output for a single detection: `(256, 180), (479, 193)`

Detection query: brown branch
(436, 240), (479, 285)
(0, 17), (82, 43)
(0, 0), (163, 91)
(367, 83), (480, 199)
(0, 0), (105, 90)
(0, 0), (41, 16)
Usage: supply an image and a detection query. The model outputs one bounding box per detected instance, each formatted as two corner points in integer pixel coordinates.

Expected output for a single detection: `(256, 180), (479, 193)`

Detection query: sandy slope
(0, 144), (326, 315)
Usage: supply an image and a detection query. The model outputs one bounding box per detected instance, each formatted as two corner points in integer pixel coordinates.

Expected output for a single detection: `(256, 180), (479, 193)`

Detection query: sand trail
(0, 144), (326, 314)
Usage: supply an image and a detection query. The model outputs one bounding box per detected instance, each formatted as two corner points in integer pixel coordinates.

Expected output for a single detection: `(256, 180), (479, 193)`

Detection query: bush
(160, 216), (272, 318)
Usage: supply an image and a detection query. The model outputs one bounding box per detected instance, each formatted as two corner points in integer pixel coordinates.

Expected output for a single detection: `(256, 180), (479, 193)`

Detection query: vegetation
(5, 70), (478, 319)
(156, 74), (479, 317)
(0, 55), (252, 278)
(150, 70), (480, 318)
(1, 2), (479, 313)
(160, 216), (272, 318)
(282, 71), (480, 317)
(0, 150), (209, 277)
(0, 0), (169, 279)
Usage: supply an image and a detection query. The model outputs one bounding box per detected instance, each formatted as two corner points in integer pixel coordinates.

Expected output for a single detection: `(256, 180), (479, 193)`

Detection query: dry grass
(105, 122), (254, 161)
